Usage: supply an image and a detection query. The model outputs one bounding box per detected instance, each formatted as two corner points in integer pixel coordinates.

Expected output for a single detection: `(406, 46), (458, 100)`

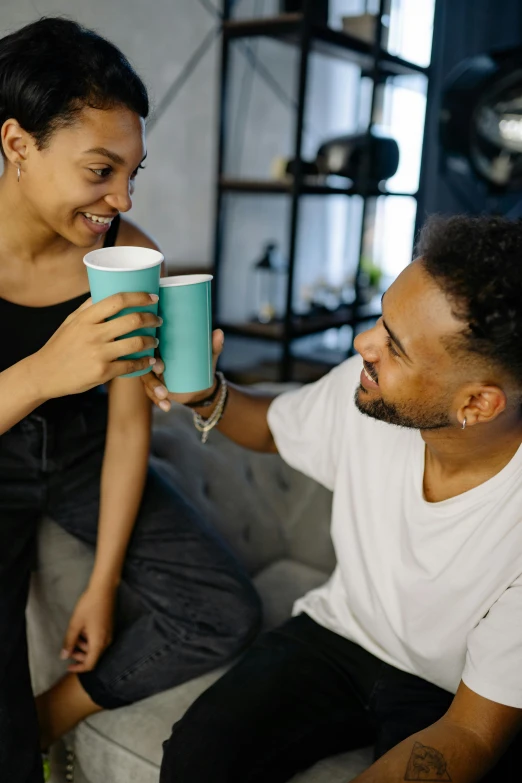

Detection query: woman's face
(20, 105), (146, 247)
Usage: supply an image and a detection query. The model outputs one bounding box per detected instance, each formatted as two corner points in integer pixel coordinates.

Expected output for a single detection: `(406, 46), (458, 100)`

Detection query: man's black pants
(161, 613), (520, 783)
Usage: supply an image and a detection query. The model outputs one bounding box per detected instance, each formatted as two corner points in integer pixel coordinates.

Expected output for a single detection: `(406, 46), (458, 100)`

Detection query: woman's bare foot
(36, 673), (102, 749)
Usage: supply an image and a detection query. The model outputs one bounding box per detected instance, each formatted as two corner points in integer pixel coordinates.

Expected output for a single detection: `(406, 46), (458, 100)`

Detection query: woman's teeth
(83, 212), (113, 225)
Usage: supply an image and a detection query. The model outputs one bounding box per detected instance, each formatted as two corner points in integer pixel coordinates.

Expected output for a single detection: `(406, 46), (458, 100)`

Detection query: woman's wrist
(88, 565), (122, 593)
(14, 354), (49, 408)
(22, 352), (52, 408)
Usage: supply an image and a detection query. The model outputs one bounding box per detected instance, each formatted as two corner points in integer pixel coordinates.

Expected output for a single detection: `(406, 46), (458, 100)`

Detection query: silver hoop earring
(17, 165), (20, 183)
(461, 417), (467, 431)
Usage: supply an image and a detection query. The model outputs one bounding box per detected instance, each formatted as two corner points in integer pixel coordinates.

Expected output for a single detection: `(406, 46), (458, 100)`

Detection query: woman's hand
(30, 292), (162, 401)
(141, 329), (225, 412)
(60, 583), (116, 673)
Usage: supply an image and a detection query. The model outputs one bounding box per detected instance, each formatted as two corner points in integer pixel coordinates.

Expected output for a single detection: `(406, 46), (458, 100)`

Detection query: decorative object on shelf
(271, 130), (399, 189)
(280, 0), (329, 25)
(441, 47), (522, 192)
(356, 257), (383, 305)
(271, 156), (320, 182)
(315, 130), (400, 187)
(251, 242), (288, 324)
(307, 277), (343, 313)
(341, 13), (389, 49)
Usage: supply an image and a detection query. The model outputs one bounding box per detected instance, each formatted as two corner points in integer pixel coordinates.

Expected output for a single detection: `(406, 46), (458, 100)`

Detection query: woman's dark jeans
(161, 613), (520, 783)
(0, 394), (260, 782)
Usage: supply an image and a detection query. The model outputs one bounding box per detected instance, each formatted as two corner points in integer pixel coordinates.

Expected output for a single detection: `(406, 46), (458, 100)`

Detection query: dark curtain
(415, 0), (522, 230)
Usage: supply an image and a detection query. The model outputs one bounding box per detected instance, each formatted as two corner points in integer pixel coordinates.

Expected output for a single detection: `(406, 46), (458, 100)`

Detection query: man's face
(353, 259), (471, 430)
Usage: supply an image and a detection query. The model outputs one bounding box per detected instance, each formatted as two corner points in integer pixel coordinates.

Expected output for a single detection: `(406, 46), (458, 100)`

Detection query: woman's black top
(0, 215), (121, 420)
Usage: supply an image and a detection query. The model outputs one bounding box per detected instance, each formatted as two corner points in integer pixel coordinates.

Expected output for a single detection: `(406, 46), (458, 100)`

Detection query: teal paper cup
(83, 246), (164, 378)
(158, 274), (213, 393)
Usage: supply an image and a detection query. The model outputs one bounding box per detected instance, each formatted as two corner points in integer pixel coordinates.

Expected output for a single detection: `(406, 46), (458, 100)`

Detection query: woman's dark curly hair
(0, 17), (149, 154)
(416, 214), (522, 385)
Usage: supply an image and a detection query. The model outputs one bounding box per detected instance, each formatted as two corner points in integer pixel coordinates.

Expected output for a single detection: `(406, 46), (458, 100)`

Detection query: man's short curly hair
(416, 214), (522, 386)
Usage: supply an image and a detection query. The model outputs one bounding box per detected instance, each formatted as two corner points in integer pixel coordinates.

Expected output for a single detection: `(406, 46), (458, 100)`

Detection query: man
(154, 215), (522, 782)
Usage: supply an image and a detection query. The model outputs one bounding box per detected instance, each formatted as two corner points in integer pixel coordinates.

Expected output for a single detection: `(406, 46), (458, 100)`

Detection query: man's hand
(141, 329), (225, 412)
(60, 584), (116, 673)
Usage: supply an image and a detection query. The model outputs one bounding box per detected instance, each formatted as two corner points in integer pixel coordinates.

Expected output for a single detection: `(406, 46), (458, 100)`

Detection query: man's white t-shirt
(267, 356), (522, 708)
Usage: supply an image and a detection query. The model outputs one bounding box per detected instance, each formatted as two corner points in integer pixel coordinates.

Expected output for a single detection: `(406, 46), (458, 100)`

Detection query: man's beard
(354, 386), (451, 430)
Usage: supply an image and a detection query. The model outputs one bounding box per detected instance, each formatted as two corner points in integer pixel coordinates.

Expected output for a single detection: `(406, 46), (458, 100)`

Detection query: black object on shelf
(280, 1), (329, 26)
(251, 242), (288, 325)
(316, 131), (399, 185)
(212, 0), (431, 382)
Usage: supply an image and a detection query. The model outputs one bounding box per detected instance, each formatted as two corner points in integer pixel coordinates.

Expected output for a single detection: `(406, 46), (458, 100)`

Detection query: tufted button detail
(275, 472), (290, 492)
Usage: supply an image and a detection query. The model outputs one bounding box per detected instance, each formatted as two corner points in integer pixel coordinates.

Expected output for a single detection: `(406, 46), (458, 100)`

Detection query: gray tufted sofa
(27, 403), (372, 782)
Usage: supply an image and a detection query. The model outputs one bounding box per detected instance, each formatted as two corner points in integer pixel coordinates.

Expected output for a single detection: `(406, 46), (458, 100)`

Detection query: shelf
(223, 15), (428, 78)
(222, 357), (335, 385)
(218, 301), (382, 342)
(219, 178), (418, 198)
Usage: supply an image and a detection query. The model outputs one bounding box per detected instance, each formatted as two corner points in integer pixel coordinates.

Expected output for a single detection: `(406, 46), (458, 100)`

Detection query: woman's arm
(91, 217), (157, 588)
(62, 218), (160, 670)
(62, 375), (152, 671)
(0, 357), (47, 434)
(90, 376), (151, 589)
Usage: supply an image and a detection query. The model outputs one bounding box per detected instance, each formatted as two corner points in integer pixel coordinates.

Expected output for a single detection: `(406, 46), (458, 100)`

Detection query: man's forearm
(193, 382), (277, 453)
(353, 719), (495, 783)
(89, 409), (151, 588)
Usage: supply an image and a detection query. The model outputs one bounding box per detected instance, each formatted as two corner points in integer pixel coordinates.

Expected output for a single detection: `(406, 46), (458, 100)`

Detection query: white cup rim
(84, 246), (164, 272)
(160, 274), (213, 288)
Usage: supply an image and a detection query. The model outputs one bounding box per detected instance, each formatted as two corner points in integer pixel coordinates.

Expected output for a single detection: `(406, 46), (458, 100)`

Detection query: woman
(0, 17), (260, 782)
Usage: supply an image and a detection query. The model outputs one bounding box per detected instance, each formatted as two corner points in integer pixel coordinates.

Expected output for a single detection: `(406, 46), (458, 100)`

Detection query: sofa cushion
(74, 669), (225, 778)
(254, 559), (329, 629)
(151, 406), (335, 576)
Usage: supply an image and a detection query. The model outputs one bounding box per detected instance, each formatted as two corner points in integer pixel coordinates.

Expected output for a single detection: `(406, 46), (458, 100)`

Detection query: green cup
(83, 246), (164, 378)
(158, 274), (213, 393)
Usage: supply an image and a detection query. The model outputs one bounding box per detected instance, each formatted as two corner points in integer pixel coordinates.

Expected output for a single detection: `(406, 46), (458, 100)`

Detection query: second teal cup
(158, 275), (213, 393)
(83, 246), (164, 378)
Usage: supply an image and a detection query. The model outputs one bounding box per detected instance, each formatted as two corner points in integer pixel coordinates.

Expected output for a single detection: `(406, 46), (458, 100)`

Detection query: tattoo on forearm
(404, 741), (452, 781)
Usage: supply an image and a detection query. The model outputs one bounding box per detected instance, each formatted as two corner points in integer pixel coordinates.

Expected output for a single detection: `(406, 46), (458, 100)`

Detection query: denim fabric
(161, 613), (520, 783)
(0, 393), (260, 782)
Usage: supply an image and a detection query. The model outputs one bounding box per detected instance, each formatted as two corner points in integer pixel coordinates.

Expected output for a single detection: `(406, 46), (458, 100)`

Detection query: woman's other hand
(141, 329), (225, 412)
(60, 583), (116, 673)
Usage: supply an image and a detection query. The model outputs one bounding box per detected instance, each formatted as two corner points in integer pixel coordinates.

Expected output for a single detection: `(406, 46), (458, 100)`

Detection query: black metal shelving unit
(212, 0), (430, 382)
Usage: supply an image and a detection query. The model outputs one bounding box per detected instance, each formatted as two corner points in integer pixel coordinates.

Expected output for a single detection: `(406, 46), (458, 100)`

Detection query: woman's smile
(79, 211), (115, 235)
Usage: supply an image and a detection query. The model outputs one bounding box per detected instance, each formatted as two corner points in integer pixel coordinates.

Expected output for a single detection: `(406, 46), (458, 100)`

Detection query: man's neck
(421, 417), (522, 503)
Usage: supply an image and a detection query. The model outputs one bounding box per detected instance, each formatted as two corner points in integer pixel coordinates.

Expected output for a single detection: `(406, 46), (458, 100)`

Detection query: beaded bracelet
(192, 374), (228, 443)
